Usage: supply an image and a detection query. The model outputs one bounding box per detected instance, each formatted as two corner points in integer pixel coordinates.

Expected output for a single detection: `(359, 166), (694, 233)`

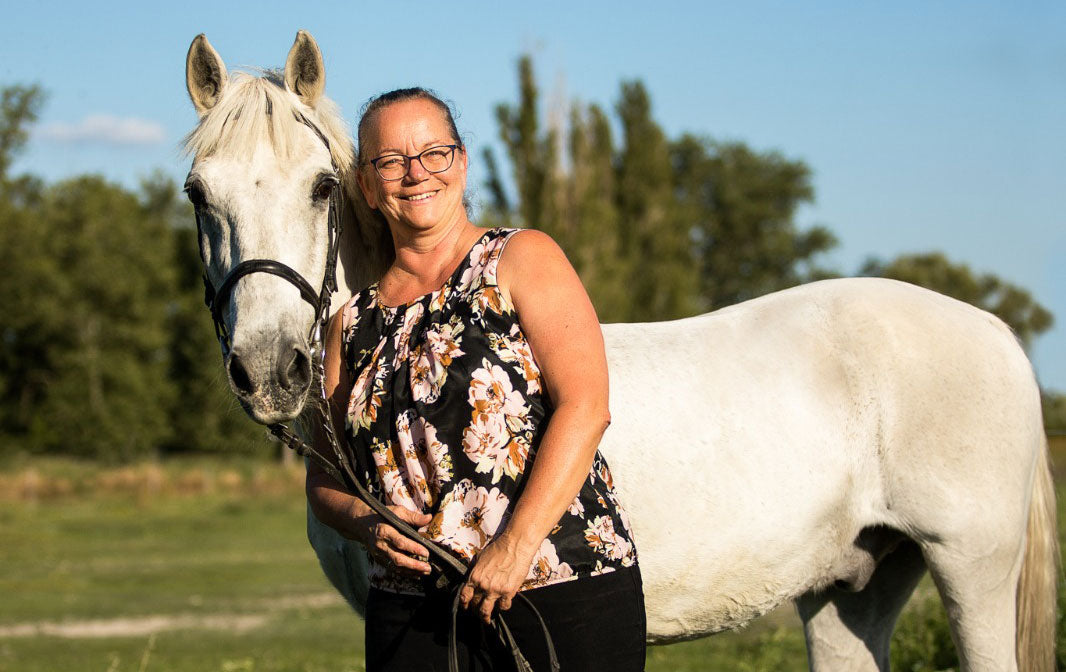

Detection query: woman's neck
(380, 217), (482, 302)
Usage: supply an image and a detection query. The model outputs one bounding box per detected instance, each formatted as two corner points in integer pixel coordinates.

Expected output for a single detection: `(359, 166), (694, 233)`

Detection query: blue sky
(4, 1), (1064, 391)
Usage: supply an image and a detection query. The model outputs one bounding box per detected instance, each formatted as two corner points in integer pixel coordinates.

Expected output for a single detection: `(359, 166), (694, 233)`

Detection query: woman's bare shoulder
(497, 229), (571, 297)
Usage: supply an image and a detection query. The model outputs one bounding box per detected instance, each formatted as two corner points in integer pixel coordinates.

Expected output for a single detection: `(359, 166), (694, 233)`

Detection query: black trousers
(365, 565), (646, 672)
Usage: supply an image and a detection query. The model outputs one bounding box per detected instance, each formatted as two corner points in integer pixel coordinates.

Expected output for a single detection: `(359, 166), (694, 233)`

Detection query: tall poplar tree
(485, 57), (831, 322)
(614, 82), (699, 321)
(566, 103), (630, 321)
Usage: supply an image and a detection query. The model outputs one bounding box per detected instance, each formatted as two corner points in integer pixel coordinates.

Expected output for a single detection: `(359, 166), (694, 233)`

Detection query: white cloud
(34, 115), (166, 146)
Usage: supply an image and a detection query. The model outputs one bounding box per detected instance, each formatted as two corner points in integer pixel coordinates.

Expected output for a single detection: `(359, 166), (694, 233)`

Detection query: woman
(307, 88), (645, 671)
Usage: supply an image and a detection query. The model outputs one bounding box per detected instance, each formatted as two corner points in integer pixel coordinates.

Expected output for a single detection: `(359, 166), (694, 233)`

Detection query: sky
(4, 1), (1064, 391)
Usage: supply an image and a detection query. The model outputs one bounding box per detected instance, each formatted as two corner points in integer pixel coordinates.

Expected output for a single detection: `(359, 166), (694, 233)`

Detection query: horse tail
(1016, 433), (1058, 672)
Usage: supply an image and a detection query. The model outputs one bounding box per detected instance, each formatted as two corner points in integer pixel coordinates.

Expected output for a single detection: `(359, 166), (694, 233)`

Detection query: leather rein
(193, 112), (558, 672)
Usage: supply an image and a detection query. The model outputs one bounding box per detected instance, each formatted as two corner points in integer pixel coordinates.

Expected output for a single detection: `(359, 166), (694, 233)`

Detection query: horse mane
(183, 70), (354, 173)
(183, 70), (394, 296)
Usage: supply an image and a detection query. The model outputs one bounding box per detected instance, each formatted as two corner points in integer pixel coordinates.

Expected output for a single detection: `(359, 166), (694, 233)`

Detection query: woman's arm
(305, 306), (432, 576)
(460, 229), (611, 622)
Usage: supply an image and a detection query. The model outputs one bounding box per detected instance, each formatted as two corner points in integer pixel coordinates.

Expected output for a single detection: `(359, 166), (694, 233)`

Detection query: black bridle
(193, 112), (558, 672)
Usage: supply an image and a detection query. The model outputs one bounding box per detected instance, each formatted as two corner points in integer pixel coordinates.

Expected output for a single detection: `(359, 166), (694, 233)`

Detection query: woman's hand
(307, 463), (433, 577)
(460, 532), (536, 623)
(355, 504), (434, 577)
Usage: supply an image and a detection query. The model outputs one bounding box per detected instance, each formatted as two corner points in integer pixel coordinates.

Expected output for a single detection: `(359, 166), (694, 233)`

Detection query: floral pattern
(341, 228), (637, 594)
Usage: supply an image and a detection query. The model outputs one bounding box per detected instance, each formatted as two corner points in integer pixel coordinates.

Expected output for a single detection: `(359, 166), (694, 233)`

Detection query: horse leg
(898, 438), (1049, 672)
(921, 527), (1027, 672)
(797, 537), (927, 672)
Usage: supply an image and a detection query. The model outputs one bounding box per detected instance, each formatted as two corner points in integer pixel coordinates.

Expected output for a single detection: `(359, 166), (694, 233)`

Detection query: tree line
(0, 60), (1060, 461)
(0, 85), (264, 460)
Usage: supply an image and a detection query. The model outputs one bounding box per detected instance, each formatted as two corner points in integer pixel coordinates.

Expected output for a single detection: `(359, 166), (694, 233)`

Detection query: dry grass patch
(0, 457), (306, 503)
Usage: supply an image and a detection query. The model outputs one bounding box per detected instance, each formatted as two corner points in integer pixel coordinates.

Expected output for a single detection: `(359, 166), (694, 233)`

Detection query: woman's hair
(356, 88), (463, 165)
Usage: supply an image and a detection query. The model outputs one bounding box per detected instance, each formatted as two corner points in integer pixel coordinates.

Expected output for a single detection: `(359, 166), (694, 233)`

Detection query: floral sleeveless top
(341, 228), (637, 594)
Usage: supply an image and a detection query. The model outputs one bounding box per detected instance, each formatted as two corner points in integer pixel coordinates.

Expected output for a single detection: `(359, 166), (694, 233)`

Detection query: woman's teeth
(403, 192), (435, 201)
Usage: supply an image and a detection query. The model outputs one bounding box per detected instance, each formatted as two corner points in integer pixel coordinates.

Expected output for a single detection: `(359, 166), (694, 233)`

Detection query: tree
(1, 175), (177, 460)
(490, 57), (639, 321)
(485, 57), (837, 321)
(861, 253), (1053, 349)
(0, 82), (269, 461)
(614, 82), (699, 321)
(672, 135), (837, 310)
(493, 57), (555, 240)
(564, 103), (631, 321)
(1042, 392), (1066, 433)
(0, 84), (44, 185)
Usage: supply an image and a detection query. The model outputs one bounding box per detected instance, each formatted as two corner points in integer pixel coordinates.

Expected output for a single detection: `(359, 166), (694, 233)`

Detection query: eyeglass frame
(367, 144), (462, 181)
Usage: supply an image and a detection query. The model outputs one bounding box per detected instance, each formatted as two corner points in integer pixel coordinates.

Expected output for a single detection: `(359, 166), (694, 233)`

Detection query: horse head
(183, 31), (367, 424)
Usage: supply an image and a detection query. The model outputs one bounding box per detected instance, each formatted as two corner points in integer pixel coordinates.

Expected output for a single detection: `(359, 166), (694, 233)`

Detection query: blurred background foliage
(0, 56), (1061, 463)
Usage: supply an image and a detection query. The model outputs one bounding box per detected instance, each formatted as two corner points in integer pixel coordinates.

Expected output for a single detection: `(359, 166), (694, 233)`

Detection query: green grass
(0, 463), (366, 672)
(0, 453), (1062, 671)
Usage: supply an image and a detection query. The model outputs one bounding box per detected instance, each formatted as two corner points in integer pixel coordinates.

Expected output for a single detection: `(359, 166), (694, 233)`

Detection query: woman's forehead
(366, 99), (451, 151)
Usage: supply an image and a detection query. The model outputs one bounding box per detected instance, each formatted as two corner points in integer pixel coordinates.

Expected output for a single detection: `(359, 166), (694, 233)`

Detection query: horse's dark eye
(184, 181), (207, 209)
(312, 177), (338, 203)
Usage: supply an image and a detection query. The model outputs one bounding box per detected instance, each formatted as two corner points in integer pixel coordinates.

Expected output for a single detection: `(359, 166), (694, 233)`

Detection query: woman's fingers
(462, 570), (520, 623)
(368, 507), (433, 575)
(477, 592), (498, 624)
(459, 582), (504, 624)
(459, 583), (475, 609)
(463, 585), (515, 623)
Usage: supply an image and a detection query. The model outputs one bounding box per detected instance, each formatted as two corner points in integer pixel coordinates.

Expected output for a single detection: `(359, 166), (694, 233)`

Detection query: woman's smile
(400, 190), (440, 202)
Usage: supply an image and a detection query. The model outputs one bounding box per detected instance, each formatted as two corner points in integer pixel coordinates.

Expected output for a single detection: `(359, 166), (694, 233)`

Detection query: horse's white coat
(599, 278), (1039, 639)
(185, 33), (1058, 672)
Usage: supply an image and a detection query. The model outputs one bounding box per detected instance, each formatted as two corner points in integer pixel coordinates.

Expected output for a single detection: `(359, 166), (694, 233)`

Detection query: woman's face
(357, 98), (468, 235)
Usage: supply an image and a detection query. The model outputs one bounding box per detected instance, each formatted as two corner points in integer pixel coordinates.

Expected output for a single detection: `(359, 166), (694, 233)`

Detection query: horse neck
(331, 169), (394, 312)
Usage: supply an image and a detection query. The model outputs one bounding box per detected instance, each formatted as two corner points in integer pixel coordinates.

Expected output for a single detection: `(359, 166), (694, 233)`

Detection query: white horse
(183, 32), (1058, 671)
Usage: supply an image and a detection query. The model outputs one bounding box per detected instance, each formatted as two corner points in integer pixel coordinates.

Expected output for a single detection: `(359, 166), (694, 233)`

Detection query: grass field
(0, 442), (1063, 672)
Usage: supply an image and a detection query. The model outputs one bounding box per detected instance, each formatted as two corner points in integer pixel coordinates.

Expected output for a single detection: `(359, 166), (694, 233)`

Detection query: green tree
(672, 135), (837, 310)
(493, 57), (556, 240)
(1041, 391), (1065, 433)
(485, 57), (837, 321)
(1, 175), (177, 460)
(0, 82), (267, 460)
(614, 82), (699, 321)
(490, 56), (639, 321)
(0, 84), (44, 185)
(861, 253), (1053, 349)
(564, 103), (630, 320)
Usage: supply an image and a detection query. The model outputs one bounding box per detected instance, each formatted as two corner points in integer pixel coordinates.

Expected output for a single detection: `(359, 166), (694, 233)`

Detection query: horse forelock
(182, 71), (354, 174)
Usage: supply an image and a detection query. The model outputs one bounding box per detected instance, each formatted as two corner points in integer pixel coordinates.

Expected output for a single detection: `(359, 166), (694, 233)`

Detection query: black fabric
(365, 565), (646, 672)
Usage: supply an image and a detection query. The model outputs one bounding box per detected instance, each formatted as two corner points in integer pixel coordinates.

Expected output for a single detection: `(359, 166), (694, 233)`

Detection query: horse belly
(599, 313), (878, 642)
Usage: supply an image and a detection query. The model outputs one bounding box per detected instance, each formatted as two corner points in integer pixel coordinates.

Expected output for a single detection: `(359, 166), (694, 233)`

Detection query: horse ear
(284, 30), (325, 108)
(186, 34), (228, 117)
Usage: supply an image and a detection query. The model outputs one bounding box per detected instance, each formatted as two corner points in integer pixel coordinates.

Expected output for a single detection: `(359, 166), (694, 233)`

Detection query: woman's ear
(357, 168), (379, 210)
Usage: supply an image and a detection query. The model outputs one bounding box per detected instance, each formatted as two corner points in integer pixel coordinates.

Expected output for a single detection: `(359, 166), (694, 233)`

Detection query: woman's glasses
(369, 145), (460, 181)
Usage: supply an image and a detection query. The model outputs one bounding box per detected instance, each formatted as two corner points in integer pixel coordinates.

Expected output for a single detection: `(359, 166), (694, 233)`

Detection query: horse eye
(312, 177), (338, 202)
(184, 181), (207, 209)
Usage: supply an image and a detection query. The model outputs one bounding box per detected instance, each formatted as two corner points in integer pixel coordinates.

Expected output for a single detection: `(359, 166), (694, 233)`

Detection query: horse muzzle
(226, 335), (312, 424)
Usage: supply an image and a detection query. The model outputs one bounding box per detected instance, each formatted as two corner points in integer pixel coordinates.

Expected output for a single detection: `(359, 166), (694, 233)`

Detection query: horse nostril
(280, 346), (311, 391)
(228, 352), (254, 396)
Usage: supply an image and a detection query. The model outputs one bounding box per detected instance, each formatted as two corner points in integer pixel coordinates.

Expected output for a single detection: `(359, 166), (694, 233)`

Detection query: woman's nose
(405, 156), (429, 181)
